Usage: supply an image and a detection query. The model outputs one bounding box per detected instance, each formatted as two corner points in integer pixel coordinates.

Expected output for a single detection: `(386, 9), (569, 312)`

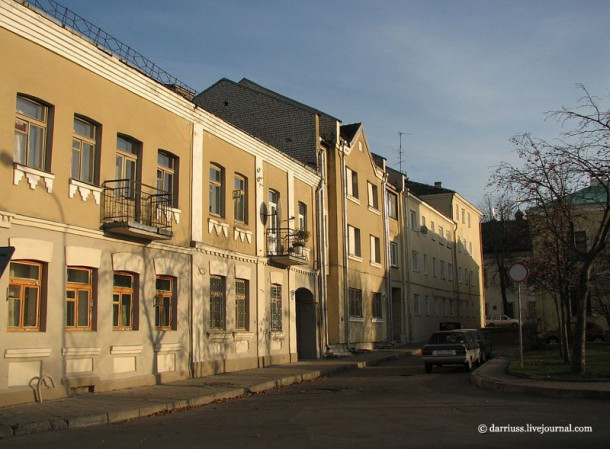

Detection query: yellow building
(0, 0), (320, 405)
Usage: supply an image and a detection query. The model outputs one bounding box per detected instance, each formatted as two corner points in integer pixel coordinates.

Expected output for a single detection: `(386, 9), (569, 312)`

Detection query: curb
(471, 358), (610, 400)
(0, 351), (415, 439)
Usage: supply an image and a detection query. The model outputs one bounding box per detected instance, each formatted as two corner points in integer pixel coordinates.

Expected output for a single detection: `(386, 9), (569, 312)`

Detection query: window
(412, 250), (419, 272)
(116, 135), (139, 184)
(451, 300), (457, 316)
(372, 292), (383, 319)
(414, 294), (421, 316)
(66, 267), (94, 330)
(112, 272), (137, 330)
(455, 205), (459, 220)
(270, 284), (282, 330)
(157, 151), (178, 207)
(367, 182), (379, 209)
(349, 288), (363, 318)
(210, 276), (226, 330)
(440, 260), (446, 279)
(370, 235), (381, 264)
(298, 202), (307, 231)
(439, 226), (445, 243)
(348, 225), (361, 257)
(436, 297), (442, 316)
(459, 266), (464, 283)
(446, 230), (452, 247)
(430, 222), (436, 240)
(14, 95), (49, 170)
(461, 208), (466, 224)
(469, 241), (473, 255)
(390, 242), (399, 267)
(387, 192), (398, 219)
(72, 117), (97, 184)
(468, 212), (472, 228)
(233, 175), (247, 223)
(426, 296), (431, 316)
(235, 279), (249, 330)
(448, 263), (453, 281)
(8, 261), (44, 330)
(423, 254), (428, 274)
(209, 164), (224, 217)
(432, 257), (437, 277)
(155, 276), (176, 330)
(410, 210), (418, 230)
(346, 167), (359, 198)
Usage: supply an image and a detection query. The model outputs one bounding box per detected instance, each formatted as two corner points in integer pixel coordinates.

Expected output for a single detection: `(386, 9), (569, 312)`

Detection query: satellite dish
(420, 225), (428, 235)
(259, 202), (268, 226)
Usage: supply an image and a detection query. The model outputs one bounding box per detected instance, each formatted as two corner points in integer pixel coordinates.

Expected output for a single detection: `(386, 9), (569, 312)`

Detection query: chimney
(434, 181), (442, 188)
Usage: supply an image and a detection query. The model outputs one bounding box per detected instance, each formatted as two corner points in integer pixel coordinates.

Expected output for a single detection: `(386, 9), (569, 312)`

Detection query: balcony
(101, 179), (173, 240)
(266, 227), (308, 267)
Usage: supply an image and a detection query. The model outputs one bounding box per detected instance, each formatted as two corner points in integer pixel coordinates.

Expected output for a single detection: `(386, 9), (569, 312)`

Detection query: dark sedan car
(421, 330), (481, 373)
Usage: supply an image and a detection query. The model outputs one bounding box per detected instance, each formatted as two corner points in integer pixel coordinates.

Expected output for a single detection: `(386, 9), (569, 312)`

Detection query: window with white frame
(387, 192), (398, 219)
(297, 202), (307, 231)
(346, 167), (359, 199)
(367, 182), (379, 210)
(432, 257), (437, 277)
(348, 225), (361, 257)
(412, 250), (419, 272)
(209, 164), (224, 217)
(423, 254), (428, 274)
(72, 117), (98, 184)
(439, 225), (445, 243)
(157, 150), (178, 207)
(430, 221), (436, 240)
(233, 174), (247, 223)
(390, 242), (399, 267)
(370, 235), (381, 264)
(410, 210), (418, 230)
(440, 260), (446, 279)
(14, 95), (50, 171)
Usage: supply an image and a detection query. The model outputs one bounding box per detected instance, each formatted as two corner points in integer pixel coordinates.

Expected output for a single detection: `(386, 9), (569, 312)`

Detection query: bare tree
(490, 85), (610, 374)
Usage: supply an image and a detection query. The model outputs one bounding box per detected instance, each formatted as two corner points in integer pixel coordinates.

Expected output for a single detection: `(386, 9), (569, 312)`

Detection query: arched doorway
(295, 288), (318, 359)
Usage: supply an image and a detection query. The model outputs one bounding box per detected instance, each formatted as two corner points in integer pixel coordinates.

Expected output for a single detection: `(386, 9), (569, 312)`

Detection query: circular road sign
(508, 262), (529, 283)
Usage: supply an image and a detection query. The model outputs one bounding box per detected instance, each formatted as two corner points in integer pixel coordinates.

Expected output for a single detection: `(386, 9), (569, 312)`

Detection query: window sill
(347, 195), (360, 205)
(372, 318), (384, 323)
(349, 317), (365, 323)
(348, 254), (363, 263)
(207, 331), (231, 341)
(208, 218), (229, 238)
(69, 178), (102, 205)
(368, 206), (381, 215)
(13, 163), (54, 193)
(270, 330), (285, 339)
(370, 261), (382, 268)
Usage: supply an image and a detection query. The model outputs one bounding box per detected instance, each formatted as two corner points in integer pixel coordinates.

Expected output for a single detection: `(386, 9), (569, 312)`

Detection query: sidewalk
(0, 348), (417, 439)
(471, 356), (610, 400)
(2, 348), (608, 440)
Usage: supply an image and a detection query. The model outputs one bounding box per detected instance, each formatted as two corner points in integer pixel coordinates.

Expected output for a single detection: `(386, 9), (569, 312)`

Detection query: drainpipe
(382, 173), (393, 343)
(340, 141), (350, 350)
(402, 179), (413, 342)
(316, 145), (330, 355)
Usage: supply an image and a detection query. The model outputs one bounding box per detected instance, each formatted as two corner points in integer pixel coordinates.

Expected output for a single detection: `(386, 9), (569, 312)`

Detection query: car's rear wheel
(511, 323), (518, 328)
(547, 337), (559, 345)
(592, 336), (603, 343)
(487, 323), (494, 327)
(424, 363), (432, 373)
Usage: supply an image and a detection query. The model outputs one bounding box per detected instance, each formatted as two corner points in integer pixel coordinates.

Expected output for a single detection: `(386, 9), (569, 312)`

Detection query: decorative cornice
(234, 226), (253, 244)
(5, 348), (52, 358)
(13, 164), (54, 193)
(68, 179), (102, 205)
(208, 218), (229, 238)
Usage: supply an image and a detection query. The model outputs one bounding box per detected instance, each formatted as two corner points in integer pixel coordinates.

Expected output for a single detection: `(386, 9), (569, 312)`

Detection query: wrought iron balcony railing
(266, 227), (308, 266)
(101, 179), (173, 240)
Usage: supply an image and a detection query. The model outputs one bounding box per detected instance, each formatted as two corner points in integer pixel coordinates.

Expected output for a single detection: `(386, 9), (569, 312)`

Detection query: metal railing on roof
(22, 0), (196, 98)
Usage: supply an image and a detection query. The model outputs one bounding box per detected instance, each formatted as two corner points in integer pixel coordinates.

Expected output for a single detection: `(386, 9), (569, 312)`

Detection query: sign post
(508, 262), (529, 368)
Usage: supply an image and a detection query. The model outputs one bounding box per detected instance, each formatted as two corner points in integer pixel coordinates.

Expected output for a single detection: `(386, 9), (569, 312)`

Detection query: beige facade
(0, 0), (320, 405)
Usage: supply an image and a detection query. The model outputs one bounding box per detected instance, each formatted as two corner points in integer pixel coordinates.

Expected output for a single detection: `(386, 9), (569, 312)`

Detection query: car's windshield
(428, 332), (466, 344)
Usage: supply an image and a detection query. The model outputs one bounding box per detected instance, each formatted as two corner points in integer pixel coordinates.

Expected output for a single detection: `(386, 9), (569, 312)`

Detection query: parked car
(541, 319), (607, 345)
(485, 314), (519, 328)
(421, 330), (481, 373)
(463, 329), (493, 362)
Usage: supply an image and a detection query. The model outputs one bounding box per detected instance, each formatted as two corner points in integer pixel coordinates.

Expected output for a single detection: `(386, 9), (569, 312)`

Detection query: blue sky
(54, 0), (610, 206)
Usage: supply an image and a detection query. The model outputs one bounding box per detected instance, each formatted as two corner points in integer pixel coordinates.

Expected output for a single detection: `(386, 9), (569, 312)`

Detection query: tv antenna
(397, 131), (412, 175)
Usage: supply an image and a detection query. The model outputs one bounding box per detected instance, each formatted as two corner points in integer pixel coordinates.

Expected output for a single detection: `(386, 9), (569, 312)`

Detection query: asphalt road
(1, 356), (608, 449)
